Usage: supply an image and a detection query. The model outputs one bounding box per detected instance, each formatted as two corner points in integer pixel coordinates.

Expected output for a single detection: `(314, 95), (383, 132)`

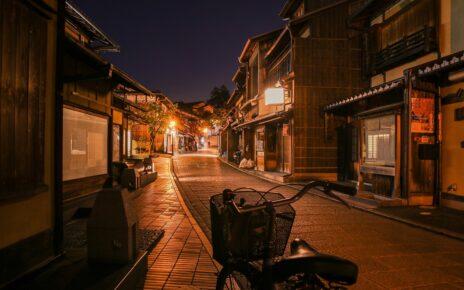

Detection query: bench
(112, 158), (157, 190)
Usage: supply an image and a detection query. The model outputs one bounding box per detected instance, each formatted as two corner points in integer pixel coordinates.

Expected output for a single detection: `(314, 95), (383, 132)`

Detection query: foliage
(143, 101), (171, 153)
(202, 85), (229, 129)
(207, 85), (230, 108)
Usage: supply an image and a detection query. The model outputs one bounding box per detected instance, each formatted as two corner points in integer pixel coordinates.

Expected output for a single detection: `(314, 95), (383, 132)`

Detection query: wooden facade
(291, 2), (365, 180)
(326, 0), (464, 208)
(62, 3), (153, 205)
(0, 0), (61, 285)
(224, 0), (364, 181)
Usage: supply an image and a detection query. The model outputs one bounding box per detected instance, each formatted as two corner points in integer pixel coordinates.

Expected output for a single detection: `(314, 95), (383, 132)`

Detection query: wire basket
(210, 190), (295, 264)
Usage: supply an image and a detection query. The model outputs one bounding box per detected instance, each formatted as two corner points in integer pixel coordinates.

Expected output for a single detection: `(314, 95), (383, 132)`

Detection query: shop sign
(411, 96), (435, 133)
(265, 88), (285, 105)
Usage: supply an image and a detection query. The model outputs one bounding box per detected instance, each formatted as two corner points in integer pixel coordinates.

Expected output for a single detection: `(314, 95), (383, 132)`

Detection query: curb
(168, 157), (221, 270)
(218, 157), (464, 242)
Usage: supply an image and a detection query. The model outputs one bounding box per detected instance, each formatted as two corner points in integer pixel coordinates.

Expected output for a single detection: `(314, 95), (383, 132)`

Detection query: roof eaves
(289, 0), (349, 27)
(65, 1), (120, 52)
(278, 0), (300, 18)
(238, 28), (284, 63)
(265, 27), (291, 59)
(112, 67), (153, 96)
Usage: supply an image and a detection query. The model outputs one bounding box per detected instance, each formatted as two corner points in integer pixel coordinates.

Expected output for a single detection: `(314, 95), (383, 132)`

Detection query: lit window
(63, 108), (108, 181)
(365, 116), (395, 166)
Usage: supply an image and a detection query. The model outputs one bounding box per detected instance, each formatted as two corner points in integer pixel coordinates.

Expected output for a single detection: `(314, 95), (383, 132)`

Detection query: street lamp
(169, 120), (176, 128)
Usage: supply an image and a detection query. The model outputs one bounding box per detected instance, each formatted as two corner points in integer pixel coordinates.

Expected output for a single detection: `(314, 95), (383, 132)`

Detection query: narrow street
(173, 152), (464, 289)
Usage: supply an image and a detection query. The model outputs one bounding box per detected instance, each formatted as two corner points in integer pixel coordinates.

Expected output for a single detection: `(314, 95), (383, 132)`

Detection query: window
(365, 115), (395, 166)
(452, 0), (464, 53)
(63, 108), (108, 181)
(267, 52), (291, 88)
(249, 54), (259, 98)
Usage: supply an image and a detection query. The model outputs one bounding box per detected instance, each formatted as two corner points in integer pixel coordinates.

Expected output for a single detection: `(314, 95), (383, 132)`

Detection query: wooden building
(62, 2), (153, 208)
(226, 0), (364, 182)
(325, 0), (464, 208)
(0, 0), (62, 286)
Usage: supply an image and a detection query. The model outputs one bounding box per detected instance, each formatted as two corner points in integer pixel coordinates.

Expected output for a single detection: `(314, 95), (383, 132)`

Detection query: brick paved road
(134, 157), (218, 289)
(173, 153), (464, 289)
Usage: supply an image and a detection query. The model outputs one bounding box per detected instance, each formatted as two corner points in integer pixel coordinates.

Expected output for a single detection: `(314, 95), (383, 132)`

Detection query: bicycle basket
(210, 191), (295, 264)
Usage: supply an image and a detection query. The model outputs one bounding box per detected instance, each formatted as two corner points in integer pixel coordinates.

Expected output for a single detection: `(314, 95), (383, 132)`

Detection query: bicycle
(210, 181), (359, 289)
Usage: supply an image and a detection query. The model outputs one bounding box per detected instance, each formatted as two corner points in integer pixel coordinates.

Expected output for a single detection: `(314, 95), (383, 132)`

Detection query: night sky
(76, 0), (286, 102)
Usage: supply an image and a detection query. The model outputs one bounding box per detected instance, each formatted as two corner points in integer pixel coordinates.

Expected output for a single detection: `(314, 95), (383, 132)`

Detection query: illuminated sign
(264, 88), (285, 105)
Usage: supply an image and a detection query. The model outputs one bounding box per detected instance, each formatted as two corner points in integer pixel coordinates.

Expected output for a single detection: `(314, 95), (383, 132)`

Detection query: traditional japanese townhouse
(325, 0), (463, 206)
(62, 2), (153, 208)
(233, 29), (284, 173)
(408, 0), (464, 210)
(231, 0), (364, 182)
(221, 74), (246, 162)
(112, 85), (154, 160)
(175, 105), (202, 152)
(0, 0), (63, 286)
(156, 94), (178, 153)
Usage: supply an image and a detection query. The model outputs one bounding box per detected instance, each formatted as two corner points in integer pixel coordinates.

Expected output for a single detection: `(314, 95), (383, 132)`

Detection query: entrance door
(337, 124), (358, 181)
(441, 99), (464, 207)
(265, 124), (278, 171)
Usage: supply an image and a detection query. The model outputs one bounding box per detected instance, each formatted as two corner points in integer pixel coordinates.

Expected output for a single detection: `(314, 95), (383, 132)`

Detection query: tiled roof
(416, 51), (464, 77)
(325, 79), (404, 111)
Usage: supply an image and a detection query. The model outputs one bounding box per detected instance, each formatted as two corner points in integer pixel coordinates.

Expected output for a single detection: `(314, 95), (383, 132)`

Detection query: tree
(143, 101), (170, 154)
(207, 85), (230, 108)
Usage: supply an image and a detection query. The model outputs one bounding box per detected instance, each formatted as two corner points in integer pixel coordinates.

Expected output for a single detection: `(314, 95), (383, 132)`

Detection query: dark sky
(76, 0), (286, 102)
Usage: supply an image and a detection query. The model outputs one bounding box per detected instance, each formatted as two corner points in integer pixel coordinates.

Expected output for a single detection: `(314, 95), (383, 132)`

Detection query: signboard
(411, 97), (435, 133)
(264, 88), (285, 105)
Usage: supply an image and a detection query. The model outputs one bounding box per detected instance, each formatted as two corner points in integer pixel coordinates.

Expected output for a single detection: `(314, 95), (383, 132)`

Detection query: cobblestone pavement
(172, 153), (464, 289)
(134, 157), (218, 289)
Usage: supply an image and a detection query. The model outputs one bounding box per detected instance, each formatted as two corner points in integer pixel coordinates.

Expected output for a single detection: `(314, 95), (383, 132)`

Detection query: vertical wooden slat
(28, 7), (41, 188)
(37, 13), (48, 185)
(0, 0), (4, 189)
(16, 2), (31, 184)
(0, 0), (50, 198)
(1, 0), (18, 192)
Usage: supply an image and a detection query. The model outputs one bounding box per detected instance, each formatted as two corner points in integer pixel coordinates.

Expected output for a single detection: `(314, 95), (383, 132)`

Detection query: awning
(415, 50), (464, 79)
(235, 110), (292, 129)
(325, 79), (405, 114)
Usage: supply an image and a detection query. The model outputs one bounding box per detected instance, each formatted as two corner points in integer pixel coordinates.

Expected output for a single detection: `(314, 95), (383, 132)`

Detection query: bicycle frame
(222, 180), (355, 289)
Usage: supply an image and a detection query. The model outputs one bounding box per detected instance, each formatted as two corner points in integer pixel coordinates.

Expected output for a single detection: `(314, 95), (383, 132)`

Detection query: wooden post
(394, 114), (402, 197)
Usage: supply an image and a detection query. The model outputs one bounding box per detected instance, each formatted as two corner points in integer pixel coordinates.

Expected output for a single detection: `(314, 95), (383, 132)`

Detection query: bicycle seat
(272, 239), (358, 285)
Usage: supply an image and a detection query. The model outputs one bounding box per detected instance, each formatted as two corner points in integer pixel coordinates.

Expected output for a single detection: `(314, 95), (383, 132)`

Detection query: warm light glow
(264, 88), (285, 105)
(169, 120), (176, 128)
(203, 128), (209, 134)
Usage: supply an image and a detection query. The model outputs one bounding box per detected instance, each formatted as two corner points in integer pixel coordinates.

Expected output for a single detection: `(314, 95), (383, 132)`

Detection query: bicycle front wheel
(216, 263), (257, 290)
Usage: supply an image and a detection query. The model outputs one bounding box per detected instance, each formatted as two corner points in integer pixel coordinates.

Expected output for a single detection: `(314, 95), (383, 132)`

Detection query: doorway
(265, 124), (278, 171)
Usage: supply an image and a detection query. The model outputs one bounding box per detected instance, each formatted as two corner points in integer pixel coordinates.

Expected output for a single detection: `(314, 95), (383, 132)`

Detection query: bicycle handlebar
(226, 180), (356, 215)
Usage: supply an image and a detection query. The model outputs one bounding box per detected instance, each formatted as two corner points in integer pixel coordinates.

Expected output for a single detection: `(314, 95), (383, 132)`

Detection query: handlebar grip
(328, 182), (357, 196)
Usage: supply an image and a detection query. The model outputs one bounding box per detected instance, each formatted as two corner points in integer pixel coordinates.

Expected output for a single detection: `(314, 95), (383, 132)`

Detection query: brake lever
(323, 187), (351, 209)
